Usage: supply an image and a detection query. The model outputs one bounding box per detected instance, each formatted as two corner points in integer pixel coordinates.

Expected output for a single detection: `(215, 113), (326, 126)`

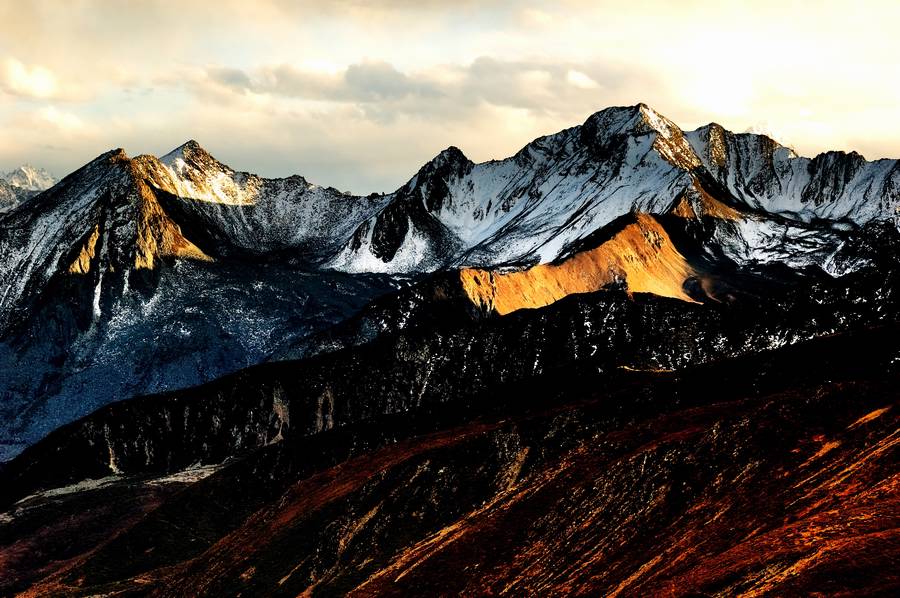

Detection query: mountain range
(0, 104), (898, 596)
(0, 165), (56, 212)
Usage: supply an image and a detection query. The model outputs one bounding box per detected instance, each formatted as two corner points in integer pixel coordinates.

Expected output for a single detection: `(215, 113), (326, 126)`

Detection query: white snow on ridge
(1, 164), (56, 192)
(685, 125), (900, 225)
(330, 215), (436, 274)
(150, 141), (391, 255)
(159, 142), (260, 206)
(331, 105), (703, 273)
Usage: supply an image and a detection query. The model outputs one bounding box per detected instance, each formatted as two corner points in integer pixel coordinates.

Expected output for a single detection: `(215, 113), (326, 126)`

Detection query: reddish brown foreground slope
(4, 326), (897, 597)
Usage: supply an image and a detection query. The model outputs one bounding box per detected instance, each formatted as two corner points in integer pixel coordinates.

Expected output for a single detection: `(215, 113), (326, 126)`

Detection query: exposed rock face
(460, 213), (698, 313)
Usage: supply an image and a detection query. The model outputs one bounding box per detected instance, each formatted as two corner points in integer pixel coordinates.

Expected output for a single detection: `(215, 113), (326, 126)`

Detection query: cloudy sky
(1, 0), (898, 193)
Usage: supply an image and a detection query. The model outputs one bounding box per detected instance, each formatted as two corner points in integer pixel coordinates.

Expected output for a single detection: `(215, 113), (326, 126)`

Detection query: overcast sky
(1, 0), (898, 193)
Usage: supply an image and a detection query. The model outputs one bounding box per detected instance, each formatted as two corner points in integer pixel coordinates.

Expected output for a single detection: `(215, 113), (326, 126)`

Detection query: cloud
(344, 62), (439, 101)
(566, 70), (599, 90)
(193, 57), (641, 124)
(1, 58), (57, 99)
(36, 106), (86, 132)
(203, 61), (439, 104)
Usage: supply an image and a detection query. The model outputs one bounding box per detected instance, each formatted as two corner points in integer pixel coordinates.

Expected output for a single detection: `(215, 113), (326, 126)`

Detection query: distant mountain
(0, 165), (55, 212)
(2, 164), (56, 192)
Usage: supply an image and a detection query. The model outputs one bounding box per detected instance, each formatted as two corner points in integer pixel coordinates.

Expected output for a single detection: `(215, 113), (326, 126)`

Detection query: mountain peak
(2, 163), (57, 192)
(154, 140), (263, 206)
(160, 139), (216, 166)
(636, 103), (678, 133)
(693, 121), (788, 149)
(429, 146), (470, 169)
(579, 103), (681, 141)
(582, 103), (644, 130)
(579, 103), (700, 170)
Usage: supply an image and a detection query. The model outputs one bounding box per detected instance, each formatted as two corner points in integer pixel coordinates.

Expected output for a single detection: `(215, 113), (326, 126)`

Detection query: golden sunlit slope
(671, 178), (743, 221)
(131, 157), (212, 269)
(460, 213), (698, 315)
(61, 154), (212, 275)
(67, 224), (100, 274)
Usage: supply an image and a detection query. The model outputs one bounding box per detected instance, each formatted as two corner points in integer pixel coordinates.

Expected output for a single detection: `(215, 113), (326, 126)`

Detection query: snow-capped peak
(160, 139), (210, 167)
(430, 146), (470, 168)
(637, 103), (676, 135)
(155, 140), (259, 205)
(2, 164), (56, 192)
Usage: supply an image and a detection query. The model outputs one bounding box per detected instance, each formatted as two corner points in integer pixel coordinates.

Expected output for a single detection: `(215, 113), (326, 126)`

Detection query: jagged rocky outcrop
(687, 123), (900, 223)
(148, 141), (390, 258)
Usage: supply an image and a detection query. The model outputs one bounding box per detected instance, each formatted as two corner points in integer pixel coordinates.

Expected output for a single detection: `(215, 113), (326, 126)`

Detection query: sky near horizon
(1, 0), (898, 194)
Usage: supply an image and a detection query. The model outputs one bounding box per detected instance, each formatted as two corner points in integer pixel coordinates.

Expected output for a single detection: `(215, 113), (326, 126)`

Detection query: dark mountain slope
(2, 320), (896, 596)
(3, 218), (899, 506)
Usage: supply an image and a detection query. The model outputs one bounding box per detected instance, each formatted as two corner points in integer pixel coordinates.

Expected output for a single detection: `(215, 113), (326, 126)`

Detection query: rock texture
(1, 315), (897, 597)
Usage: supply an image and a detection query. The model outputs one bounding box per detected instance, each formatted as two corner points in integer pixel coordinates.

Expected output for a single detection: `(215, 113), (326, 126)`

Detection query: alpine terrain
(0, 104), (898, 596)
(0, 165), (55, 213)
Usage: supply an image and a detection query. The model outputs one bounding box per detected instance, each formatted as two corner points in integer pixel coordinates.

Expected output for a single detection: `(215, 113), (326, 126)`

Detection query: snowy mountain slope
(0, 148), (400, 459)
(4, 103), (896, 319)
(0, 150), (133, 328)
(1, 165), (56, 193)
(330, 104), (702, 273)
(143, 141), (390, 257)
(329, 104), (900, 274)
(686, 123), (900, 224)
